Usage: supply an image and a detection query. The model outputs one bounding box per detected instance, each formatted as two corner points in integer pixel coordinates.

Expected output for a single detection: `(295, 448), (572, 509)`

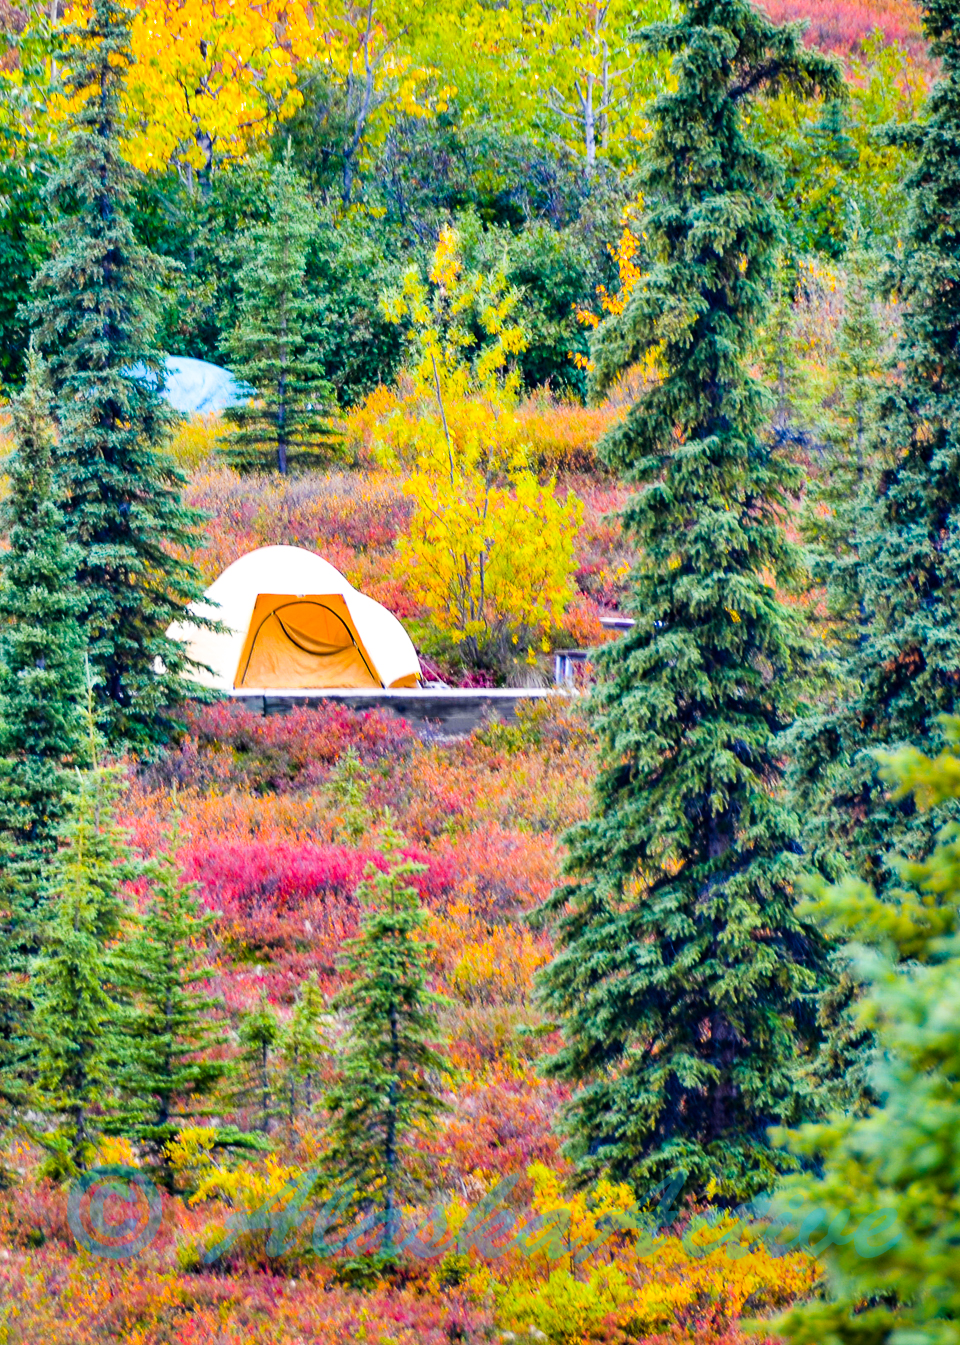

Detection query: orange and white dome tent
(168, 545), (421, 692)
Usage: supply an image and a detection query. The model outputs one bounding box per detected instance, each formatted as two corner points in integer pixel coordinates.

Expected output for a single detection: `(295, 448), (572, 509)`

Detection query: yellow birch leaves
(378, 226), (582, 666)
(124, 0), (312, 173)
(53, 0), (312, 174)
(51, 0), (454, 179)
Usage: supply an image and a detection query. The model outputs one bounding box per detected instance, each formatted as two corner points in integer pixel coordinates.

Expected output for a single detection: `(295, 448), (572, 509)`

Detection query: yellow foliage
(189, 1150), (301, 1213)
(165, 1125), (219, 1190)
(166, 413), (229, 472)
(350, 380), (530, 480)
(313, 3), (455, 162)
(400, 465), (581, 661)
(58, 0), (312, 174)
(575, 197), (661, 385)
(96, 1136), (138, 1167)
(496, 1162), (641, 1283)
(381, 222), (528, 414)
(482, 1163), (820, 1345)
(495, 1263), (637, 1344)
(577, 202), (644, 330)
(375, 228), (582, 662)
(427, 900), (549, 1005)
(41, 0), (456, 179)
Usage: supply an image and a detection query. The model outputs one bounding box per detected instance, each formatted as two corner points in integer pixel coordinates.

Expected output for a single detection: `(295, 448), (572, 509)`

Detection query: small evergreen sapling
(323, 825), (447, 1251)
(235, 994), (281, 1136)
(223, 154), (340, 475)
(30, 717), (135, 1175)
(537, 0), (842, 1201)
(279, 974), (329, 1124)
(0, 350), (86, 948)
(109, 821), (227, 1188)
(30, 0), (208, 748)
(760, 258), (807, 454)
(325, 746), (373, 845)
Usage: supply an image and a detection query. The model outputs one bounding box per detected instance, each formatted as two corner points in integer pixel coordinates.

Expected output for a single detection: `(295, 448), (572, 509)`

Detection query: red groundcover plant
(182, 839), (457, 918)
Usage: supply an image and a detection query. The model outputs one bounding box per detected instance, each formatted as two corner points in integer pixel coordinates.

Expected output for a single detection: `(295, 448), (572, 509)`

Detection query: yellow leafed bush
(363, 227), (584, 670)
(188, 1151), (299, 1213)
(166, 413), (229, 472)
(481, 1163), (820, 1345)
(400, 466), (582, 668)
(495, 1263), (638, 1344)
(428, 901), (550, 1005)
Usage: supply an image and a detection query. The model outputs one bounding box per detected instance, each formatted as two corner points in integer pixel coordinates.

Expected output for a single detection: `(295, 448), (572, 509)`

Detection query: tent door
(234, 595), (383, 689)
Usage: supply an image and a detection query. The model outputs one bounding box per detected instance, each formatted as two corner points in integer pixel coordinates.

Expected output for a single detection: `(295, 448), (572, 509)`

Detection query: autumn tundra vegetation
(0, 0), (959, 1341)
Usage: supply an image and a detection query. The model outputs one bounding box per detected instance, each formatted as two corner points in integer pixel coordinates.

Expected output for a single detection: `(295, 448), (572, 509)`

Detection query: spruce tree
(789, 0), (960, 894)
(30, 0), (208, 749)
(761, 257), (806, 453)
(804, 245), (885, 647)
(787, 99), (858, 260)
(30, 722), (135, 1175)
(536, 1), (841, 1201)
(109, 823), (227, 1188)
(325, 746), (373, 845)
(279, 974), (328, 1124)
(223, 153), (340, 476)
(0, 350), (86, 947)
(235, 995), (281, 1136)
(322, 827), (446, 1250)
(789, 246), (887, 893)
(772, 724), (960, 1345)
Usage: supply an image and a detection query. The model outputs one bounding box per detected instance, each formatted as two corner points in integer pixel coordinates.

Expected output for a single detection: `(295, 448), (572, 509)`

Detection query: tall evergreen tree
(30, 0), (208, 749)
(0, 354), (87, 1115)
(109, 823), (227, 1188)
(788, 1), (960, 895)
(536, 1), (841, 1201)
(806, 246), (885, 642)
(0, 350), (86, 946)
(322, 827), (446, 1250)
(30, 721), (135, 1175)
(773, 725), (960, 1345)
(789, 246), (887, 894)
(223, 153), (340, 476)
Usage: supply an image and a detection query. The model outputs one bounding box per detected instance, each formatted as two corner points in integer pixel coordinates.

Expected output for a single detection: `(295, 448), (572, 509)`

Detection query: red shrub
(0, 1178), (74, 1251)
(182, 838), (456, 918)
(142, 701), (414, 795)
(438, 827), (560, 914)
(0, 1247), (496, 1344)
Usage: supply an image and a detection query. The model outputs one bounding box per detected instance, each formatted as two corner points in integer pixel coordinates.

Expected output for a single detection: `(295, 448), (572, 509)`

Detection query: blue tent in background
(160, 356), (249, 415)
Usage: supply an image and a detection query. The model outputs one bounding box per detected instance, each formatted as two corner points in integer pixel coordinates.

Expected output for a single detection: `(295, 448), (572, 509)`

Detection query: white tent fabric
(161, 356), (248, 415)
(169, 545), (421, 691)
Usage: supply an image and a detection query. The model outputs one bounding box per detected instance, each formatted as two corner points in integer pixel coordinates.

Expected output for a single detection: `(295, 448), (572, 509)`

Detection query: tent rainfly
(168, 546), (422, 692)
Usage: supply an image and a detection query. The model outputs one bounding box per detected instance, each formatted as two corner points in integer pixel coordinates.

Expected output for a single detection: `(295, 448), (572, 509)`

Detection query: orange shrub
(516, 394), (625, 474)
(427, 899), (551, 1006)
